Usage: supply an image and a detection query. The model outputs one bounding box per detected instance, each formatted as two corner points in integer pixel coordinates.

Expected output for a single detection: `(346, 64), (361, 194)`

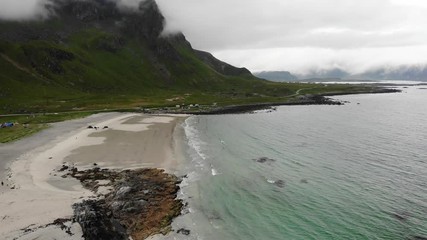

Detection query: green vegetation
(0, 112), (92, 143)
(0, 124), (47, 143)
(0, 27), (383, 115)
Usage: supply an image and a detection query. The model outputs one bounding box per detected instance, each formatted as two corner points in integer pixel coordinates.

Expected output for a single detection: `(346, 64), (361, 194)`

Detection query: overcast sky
(1, 0), (427, 74)
(157, 0), (427, 74)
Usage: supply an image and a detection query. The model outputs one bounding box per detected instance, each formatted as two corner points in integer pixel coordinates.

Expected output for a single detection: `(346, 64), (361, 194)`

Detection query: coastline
(145, 88), (401, 115)
(0, 86), (405, 239)
(0, 113), (188, 239)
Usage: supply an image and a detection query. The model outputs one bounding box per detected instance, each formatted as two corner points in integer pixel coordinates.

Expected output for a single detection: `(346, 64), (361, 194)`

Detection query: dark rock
(253, 157), (276, 164)
(391, 211), (410, 221)
(51, 218), (73, 236)
(73, 200), (128, 240)
(110, 201), (124, 212)
(114, 186), (132, 199)
(103, 126), (109, 129)
(411, 236), (427, 240)
(59, 165), (69, 172)
(274, 180), (285, 188)
(70, 168), (183, 239)
(177, 228), (190, 235)
(87, 126), (94, 129)
(22, 46), (74, 75)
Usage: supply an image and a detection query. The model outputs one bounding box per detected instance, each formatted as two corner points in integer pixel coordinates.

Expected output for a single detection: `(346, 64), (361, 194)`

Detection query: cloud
(157, 0), (415, 50)
(156, 0), (427, 73)
(0, 0), (149, 20)
(1, 0), (427, 73)
(114, 0), (151, 10)
(115, 0), (142, 8)
(212, 46), (427, 74)
(0, 0), (47, 20)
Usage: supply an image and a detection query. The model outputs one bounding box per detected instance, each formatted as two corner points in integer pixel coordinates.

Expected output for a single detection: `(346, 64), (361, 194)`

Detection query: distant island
(255, 66), (427, 82)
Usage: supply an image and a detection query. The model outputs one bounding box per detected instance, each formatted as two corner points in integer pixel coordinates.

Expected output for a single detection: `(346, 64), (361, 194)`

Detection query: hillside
(0, 0), (386, 115)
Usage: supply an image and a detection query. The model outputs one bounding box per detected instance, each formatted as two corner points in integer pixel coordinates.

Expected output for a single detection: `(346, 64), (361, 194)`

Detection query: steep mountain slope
(0, 0), (291, 114)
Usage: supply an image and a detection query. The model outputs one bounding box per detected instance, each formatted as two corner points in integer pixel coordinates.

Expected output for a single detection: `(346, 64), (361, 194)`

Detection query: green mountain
(0, 0), (384, 114)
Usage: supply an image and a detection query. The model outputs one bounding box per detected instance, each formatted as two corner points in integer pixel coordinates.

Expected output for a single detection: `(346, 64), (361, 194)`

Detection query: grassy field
(0, 112), (93, 143)
(0, 81), (391, 144)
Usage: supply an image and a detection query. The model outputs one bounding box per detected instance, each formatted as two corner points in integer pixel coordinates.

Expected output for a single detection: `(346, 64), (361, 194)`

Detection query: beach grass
(0, 112), (93, 143)
(0, 124), (48, 143)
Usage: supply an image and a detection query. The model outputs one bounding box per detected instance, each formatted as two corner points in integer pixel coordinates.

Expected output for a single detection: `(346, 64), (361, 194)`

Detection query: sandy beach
(0, 113), (187, 239)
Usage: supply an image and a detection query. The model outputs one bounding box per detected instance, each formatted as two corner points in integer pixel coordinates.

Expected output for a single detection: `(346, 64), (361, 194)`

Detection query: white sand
(0, 113), (187, 239)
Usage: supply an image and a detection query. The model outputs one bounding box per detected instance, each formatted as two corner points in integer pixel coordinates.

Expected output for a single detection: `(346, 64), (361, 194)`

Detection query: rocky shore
(146, 89), (401, 115)
(142, 95), (343, 116)
(67, 167), (183, 240)
(0, 114), (187, 239)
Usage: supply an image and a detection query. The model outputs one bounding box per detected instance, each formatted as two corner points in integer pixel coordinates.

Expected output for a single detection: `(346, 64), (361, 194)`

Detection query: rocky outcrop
(68, 168), (183, 240)
(274, 180), (285, 188)
(178, 95), (344, 115)
(410, 236), (427, 240)
(22, 46), (74, 75)
(74, 199), (128, 240)
(253, 157), (276, 164)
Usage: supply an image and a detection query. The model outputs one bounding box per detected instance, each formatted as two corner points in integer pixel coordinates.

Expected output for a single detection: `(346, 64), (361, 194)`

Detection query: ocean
(169, 85), (427, 240)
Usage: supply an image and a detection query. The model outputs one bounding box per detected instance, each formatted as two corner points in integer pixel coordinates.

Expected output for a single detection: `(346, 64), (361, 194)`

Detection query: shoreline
(0, 113), (122, 189)
(146, 88), (401, 115)
(0, 86), (400, 118)
(0, 113), (188, 239)
(0, 87), (403, 239)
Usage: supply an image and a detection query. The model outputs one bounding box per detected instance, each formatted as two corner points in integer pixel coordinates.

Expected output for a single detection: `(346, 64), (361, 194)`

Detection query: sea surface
(170, 84), (427, 240)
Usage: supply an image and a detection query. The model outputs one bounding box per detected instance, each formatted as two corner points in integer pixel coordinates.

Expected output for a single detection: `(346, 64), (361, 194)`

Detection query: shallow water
(167, 86), (427, 240)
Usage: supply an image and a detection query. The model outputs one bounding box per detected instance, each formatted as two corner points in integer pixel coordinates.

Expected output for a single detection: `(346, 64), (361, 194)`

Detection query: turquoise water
(175, 86), (427, 240)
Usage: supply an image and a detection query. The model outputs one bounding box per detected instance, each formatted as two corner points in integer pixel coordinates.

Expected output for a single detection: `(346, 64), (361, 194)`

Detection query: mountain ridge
(0, 0), (280, 114)
(257, 66), (427, 82)
(0, 0), (392, 115)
